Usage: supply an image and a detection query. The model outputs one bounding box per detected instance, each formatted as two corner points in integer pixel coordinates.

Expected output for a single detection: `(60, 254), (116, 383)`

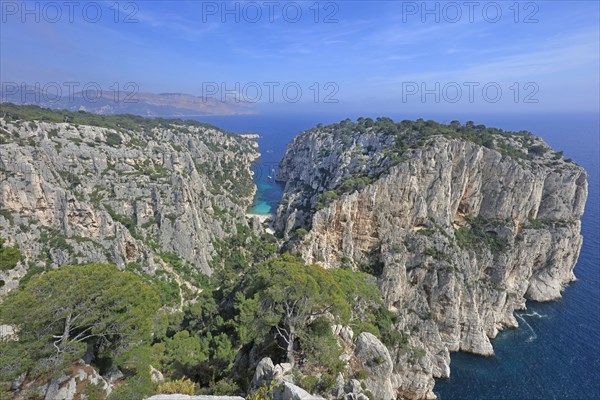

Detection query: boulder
(273, 362), (293, 382)
(145, 396), (244, 400)
(354, 332), (395, 400)
(251, 357), (275, 388)
(340, 326), (354, 343)
(34, 362), (111, 400)
(150, 365), (165, 384)
(274, 381), (325, 400)
(10, 373), (27, 391)
(106, 366), (125, 383)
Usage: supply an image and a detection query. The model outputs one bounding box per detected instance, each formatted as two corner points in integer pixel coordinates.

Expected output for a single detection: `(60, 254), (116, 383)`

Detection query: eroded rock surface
(0, 115), (258, 296)
(145, 396), (245, 400)
(276, 121), (587, 399)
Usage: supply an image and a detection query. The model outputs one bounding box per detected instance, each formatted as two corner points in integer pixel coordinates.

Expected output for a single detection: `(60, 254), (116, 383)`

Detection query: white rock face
(150, 365), (165, 384)
(276, 127), (588, 399)
(0, 117), (259, 296)
(0, 324), (17, 340)
(13, 362), (111, 400)
(354, 332), (395, 400)
(250, 357), (323, 399)
(274, 381), (325, 400)
(145, 396), (245, 400)
(251, 357), (276, 388)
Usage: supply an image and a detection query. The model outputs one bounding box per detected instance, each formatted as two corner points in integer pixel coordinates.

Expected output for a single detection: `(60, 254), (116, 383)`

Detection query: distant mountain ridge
(0, 86), (255, 117)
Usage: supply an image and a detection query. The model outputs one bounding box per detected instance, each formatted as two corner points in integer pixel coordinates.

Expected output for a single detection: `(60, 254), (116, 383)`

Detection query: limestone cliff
(275, 118), (587, 399)
(0, 104), (259, 297)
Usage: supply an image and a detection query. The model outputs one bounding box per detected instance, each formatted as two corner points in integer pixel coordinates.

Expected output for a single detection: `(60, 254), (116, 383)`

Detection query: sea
(196, 112), (600, 400)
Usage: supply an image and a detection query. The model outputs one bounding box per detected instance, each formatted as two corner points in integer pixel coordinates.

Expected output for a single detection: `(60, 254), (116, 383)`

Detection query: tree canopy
(0, 263), (159, 388)
(236, 254), (351, 366)
(0, 236), (396, 397)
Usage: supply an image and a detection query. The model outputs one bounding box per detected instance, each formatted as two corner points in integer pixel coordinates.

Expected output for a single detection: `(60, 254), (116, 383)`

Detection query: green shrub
(528, 144), (548, 155)
(104, 204), (141, 240)
(107, 375), (156, 400)
(153, 278), (181, 307)
(60, 169), (83, 188)
(315, 373), (336, 394)
(526, 217), (546, 229)
(455, 216), (508, 252)
(300, 317), (344, 374)
(210, 378), (240, 396)
(40, 229), (74, 253)
(83, 382), (104, 400)
(374, 307), (407, 348)
(353, 321), (380, 337)
(316, 191), (339, 209)
(354, 369), (368, 380)
(413, 347), (427, 361)
(423, 247), (450, 262)
(105, 132), (123, 147)
(18, 264), (45, 286)
(0, 238), (21, 271)
(293, 228), (309, 239)
(340, 256), (353, 269)
(357, 260), (384, 277)
(16, 387), (44, 400)
(338, 176), (372, 194)
(158, 378), (196, 395)
(0, 210), (14, 224)
(299, 375), (319, 393)
(246, 383), (276, 400)
(417, 227), (434, 236)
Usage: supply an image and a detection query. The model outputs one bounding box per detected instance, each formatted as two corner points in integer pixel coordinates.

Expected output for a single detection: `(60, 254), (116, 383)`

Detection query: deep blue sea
(197, 112), (600, 400)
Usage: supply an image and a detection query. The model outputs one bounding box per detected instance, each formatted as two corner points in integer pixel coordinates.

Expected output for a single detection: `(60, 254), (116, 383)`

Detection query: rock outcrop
(251, 357), (277, 388)
(275, 119), (588, 399)
(354, 333), (395, 400)
(275, 382), (325, 400)
(250, 357), (324, 400)
(0, 106), (259, 297)
(145, 396), (245, 400)
(12, 361), (111, 400)
(146, 394), (244, 400)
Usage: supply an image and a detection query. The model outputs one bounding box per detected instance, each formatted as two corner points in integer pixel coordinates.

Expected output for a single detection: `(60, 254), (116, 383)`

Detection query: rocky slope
(0, 104), (259, 297)
(275, 118), (588, 399)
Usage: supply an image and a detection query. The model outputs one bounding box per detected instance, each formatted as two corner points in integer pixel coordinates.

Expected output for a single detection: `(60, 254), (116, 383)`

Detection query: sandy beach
(246, 213), (275, 234)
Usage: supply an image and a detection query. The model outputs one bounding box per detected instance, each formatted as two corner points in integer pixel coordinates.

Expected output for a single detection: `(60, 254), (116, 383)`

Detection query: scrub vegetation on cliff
(275, 117), (587, 399)
(0, 235), (392, 399)
(0, 103), (225, 134)
(285, 117), (568, 213)
(0, 104), (258, 299)
(0, 109), (588, 400)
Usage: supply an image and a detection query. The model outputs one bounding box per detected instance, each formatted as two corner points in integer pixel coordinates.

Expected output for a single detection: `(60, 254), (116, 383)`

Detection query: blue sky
(1, 0), (599, 114)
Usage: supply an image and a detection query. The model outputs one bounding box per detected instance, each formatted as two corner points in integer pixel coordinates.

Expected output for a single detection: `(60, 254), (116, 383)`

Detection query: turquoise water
(250, 182), (276, 215)
(197, 113), (600, 400)
(250, 201), (272, 215)
(198, 115), (329, 215)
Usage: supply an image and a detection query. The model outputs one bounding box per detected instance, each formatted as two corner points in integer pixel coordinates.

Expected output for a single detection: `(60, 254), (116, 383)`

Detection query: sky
(1, 0), (599, 114)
